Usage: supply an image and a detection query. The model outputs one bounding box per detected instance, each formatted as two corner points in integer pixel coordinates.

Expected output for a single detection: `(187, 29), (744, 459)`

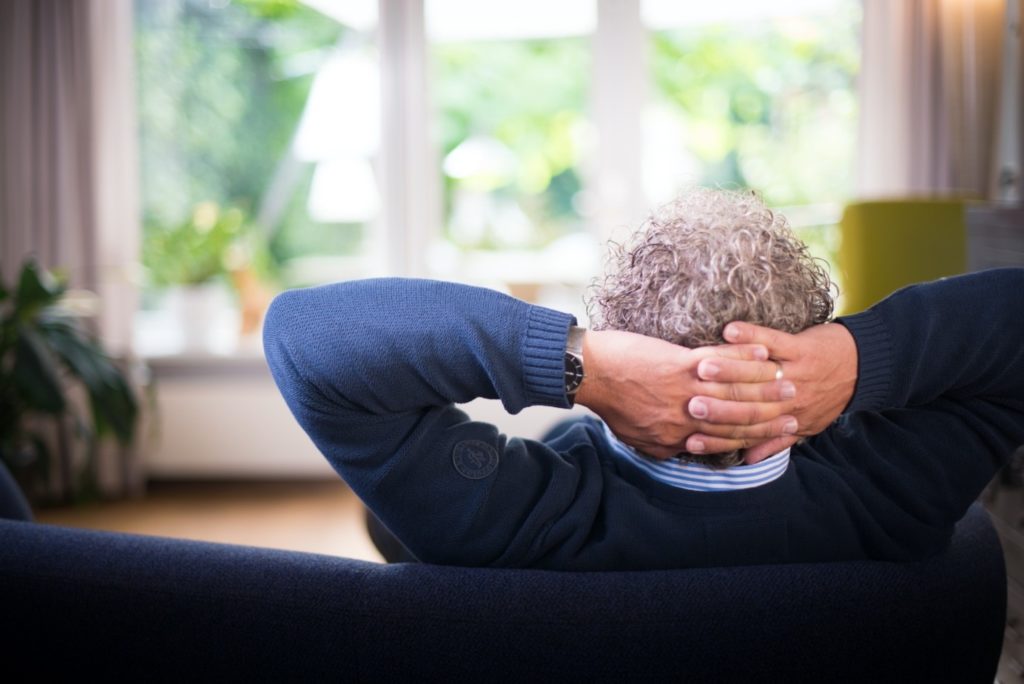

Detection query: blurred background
(0, 0), (1020, 559)
(129, 0), (860, 345)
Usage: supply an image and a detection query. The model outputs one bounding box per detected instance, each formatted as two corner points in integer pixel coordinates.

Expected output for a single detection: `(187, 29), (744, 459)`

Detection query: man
(264, 189), (1024, 570)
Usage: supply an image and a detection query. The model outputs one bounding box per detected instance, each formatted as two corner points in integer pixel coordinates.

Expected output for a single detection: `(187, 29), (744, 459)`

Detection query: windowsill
(143, 347), (269, 379)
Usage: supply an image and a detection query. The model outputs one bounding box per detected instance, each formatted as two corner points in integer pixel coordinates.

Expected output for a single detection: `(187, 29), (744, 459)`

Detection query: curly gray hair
(587, 188), (836, 468)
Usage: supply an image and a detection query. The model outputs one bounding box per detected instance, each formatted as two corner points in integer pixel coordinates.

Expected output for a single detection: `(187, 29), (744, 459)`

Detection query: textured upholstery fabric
(0, 504), (1004, 682)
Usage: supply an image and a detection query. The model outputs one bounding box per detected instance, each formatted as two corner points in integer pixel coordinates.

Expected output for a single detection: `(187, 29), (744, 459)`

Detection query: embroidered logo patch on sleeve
(452, 440), (499, 480)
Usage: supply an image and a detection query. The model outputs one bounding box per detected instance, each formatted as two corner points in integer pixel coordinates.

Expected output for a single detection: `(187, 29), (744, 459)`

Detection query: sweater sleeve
(838, 268), (1024, 414)
(800, 268), (1024, 559)
(263, 278), (602, 567)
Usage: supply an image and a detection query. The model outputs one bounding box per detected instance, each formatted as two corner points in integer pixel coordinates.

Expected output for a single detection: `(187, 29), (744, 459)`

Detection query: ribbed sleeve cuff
(522, 305), (576, 408)
(836, 309), (892, 413)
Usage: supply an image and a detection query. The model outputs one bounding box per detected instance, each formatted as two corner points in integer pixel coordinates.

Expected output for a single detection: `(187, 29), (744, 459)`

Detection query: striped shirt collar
(601, 422), (790, 492)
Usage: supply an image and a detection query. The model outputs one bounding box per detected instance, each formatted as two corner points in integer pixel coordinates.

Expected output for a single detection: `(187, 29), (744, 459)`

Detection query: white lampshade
(294, 51), (379, 162)
(307, 158), (380, 223)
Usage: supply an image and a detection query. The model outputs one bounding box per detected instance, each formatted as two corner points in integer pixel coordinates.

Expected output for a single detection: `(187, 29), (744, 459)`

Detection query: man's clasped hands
(573, 320), (859, 465)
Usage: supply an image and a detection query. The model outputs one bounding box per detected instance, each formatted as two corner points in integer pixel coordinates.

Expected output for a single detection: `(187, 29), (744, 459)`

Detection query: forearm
(263, 278), (574, 420)
(263, 278), (590, 567)
(810, 270), (1024, 550)
(717, 269), (1024, 462)
(839, 268), (1024, 411)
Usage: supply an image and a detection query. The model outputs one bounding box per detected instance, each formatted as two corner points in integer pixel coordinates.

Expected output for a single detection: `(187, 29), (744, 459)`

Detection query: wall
(145, 356), (591, 479)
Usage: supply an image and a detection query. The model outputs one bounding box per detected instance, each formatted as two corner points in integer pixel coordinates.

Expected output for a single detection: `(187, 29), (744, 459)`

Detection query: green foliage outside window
(134, 0), (343, 286)
(433, 39), (590, 249)
(142, 202), (248, 286)
(651, 10), (860, 206)
(135, 1), (859, 277)
(650, 5), (861, 265)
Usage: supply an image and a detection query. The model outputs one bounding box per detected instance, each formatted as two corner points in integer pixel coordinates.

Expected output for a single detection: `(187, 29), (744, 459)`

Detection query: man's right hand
(685, 321), (859, 463)
(574, 329), (799, 460)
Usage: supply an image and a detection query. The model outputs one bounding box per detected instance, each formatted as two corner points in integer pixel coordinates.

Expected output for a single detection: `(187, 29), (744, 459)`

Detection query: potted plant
(0, 260), (138, 503)
(143, 202), (247, 352)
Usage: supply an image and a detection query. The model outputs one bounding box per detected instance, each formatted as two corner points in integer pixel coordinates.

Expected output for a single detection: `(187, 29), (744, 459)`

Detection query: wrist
(835, 311), (886, 413)
(522, 305), (577, 408)
(575, 329), (617, 411)
(835, 324), (859, 414)
(573, 330), (598, 407)
(564, 325), (586, 406)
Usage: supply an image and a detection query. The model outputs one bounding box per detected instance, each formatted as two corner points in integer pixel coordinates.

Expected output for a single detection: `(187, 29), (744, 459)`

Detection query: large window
(134, 0), (379, 354)
(644, 0), (860, 265)
(424, 0), (596, 304)
(134, 0), (859, 355)
(433, 39), (590, 251)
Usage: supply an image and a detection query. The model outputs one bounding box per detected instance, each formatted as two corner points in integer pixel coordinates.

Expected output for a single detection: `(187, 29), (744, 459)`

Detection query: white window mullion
(591, 0), (648, 243)
(377, 0), (441, 277)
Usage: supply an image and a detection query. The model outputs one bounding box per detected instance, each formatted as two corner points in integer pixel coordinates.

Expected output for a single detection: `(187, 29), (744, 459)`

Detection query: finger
(695, 379), (797, 403)
(631, 444), (685, 460)
(684, 435), (749, 455)
(743, 435), (799, 464)
(623, 436), (745, 459)
(685, 434), (752, 455)
(693, 414), (799, 440)
(689, 394), (797, 427)
(694, 343), (769, 362)
(722, 322), (800, 360)
(609, 430), (685, 461)
(686, 433), (799, 459)
(697, 357), (793, 384)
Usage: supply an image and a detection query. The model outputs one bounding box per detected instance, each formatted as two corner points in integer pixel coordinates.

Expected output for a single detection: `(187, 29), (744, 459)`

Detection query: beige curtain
(0, 0), (139, 353)
(857, 0), (1011, 198)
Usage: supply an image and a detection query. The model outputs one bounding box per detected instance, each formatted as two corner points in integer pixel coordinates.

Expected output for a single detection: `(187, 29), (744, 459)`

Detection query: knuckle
(652, 427), (676, 446)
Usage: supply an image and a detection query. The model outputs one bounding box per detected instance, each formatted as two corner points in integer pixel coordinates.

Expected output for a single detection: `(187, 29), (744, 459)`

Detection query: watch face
(564, 353), (584, 394)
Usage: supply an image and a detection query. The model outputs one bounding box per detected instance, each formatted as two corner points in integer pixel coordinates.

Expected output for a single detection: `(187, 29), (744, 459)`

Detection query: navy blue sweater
(264, 269), (1024, 570)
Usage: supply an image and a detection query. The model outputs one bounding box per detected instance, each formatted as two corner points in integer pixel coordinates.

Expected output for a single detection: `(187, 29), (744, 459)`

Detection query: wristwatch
(564, 325), (586, 405)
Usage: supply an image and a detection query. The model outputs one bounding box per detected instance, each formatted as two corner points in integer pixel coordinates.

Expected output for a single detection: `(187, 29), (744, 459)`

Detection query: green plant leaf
(15, 260), (64, 319)
(40, 320), (138, 444)
(0, 392), (19, 442)
(0, 435), (37, 468)
(28, 431), (51, 485)
(13, 326), (66, 414)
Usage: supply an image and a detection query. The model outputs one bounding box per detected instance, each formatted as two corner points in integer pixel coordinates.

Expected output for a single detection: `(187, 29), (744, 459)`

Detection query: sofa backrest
(0, 504), (1006, 681)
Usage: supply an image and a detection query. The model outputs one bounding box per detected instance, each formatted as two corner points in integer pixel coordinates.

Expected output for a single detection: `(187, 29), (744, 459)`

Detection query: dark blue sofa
(0, 461), (1005, 682)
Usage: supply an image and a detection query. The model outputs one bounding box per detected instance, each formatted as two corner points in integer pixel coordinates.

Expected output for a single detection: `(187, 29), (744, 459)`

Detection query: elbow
(263, 289), (309, 389)
(262, 290), (292, 348)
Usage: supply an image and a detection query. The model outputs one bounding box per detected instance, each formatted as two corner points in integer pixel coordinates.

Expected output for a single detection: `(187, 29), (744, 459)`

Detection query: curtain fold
(0, 0), (138, 352)
(857, 0), (1012, 199)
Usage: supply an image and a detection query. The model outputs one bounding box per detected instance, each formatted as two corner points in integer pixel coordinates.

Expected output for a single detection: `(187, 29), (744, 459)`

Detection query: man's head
(587, 188), (836, 467)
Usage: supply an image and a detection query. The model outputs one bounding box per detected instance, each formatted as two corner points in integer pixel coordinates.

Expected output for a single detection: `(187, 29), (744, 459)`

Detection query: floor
(34, 479), (385, 563)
